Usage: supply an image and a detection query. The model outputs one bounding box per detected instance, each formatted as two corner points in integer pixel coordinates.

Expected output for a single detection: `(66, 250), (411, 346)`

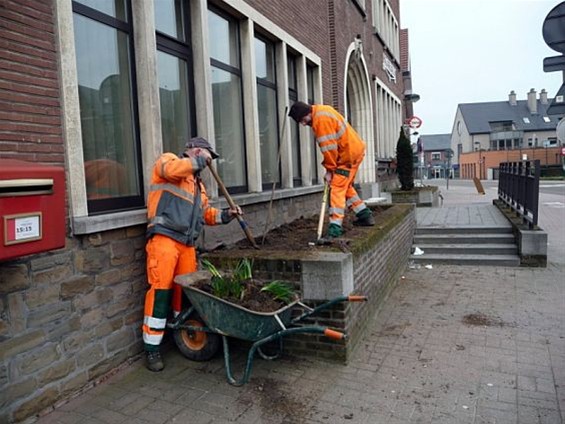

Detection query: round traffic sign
(557, 118), (565, 144)
(406, 116), (422, 129)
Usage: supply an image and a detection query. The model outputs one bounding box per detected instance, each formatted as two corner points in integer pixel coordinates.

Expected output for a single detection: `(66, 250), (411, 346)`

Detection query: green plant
(396, 127), (414, 190)
(201, 258), (251, 300)
(260, 281), (295, 304)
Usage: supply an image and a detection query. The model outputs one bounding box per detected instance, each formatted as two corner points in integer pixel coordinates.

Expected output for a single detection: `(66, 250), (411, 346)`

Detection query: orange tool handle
(348, 295), (368, 302)
(324, 328), (346, 340)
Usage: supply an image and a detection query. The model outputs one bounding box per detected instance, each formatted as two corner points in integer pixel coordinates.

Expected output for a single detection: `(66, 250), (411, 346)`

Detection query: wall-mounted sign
(4, 212), (42, 245)
(406, 116), (422, 129)
(382, 53), (396, 83)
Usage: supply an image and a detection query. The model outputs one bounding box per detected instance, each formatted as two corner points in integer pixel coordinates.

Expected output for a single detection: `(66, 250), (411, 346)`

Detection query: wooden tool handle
(207, 164), (259, 249)
(316, 183), (329, 240)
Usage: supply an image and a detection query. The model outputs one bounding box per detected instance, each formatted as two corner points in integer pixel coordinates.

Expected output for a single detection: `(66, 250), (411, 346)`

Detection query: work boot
(145, 350), (164, 372)
(353, 209), (375, 226)
(327, 223), (343, 238)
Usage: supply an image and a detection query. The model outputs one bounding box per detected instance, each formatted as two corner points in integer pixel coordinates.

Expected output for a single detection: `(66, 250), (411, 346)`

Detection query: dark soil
(225, 206), (388, 252)
(462, 312), (513, 327)
(192, 278), (290, 313)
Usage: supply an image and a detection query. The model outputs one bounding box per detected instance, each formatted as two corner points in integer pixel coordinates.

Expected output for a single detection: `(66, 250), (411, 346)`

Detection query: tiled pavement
(33, 180), (565, 424)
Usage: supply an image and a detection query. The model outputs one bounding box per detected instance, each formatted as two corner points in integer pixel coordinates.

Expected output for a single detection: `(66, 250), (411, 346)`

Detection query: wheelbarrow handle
(324, 328), (347, 340)
(348, 295), (368, 302)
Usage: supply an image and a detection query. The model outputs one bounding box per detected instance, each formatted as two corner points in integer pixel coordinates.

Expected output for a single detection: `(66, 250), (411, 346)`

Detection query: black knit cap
(288, 101), (312, 122)
(185, 136), (219, 159)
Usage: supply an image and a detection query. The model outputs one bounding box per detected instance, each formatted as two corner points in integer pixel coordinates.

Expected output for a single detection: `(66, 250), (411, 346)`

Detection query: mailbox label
(4, 213), (42, 245)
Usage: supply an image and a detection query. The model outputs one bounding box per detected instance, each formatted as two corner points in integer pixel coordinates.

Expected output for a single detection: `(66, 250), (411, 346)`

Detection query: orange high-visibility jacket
(146, 153), (224, 245)
(311, 105), (366, 172)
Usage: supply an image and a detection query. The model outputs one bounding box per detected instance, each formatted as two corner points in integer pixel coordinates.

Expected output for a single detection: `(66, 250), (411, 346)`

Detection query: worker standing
(143, 137), (242, 372)
(289, 101), (374, 238)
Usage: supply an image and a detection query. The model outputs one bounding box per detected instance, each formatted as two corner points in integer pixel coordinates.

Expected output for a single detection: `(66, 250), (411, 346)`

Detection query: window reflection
(74, 0), (127, 21)
(208, 9), (247, 192)
(74, 13), (140, 204)
(154, 0), (184, 41)
(157, 51), (190, 155)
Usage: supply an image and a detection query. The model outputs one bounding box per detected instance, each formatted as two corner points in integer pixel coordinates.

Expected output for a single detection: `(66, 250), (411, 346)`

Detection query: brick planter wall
(389, 186), (440, 207)
(204, 204), (416, 363)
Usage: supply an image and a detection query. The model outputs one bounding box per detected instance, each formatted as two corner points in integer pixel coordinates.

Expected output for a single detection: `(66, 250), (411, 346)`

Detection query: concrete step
(415, 226), (512, 235)
(413, 243), (518, 255)
(409, 254), (521, 267)
(414, 234), (516, 244)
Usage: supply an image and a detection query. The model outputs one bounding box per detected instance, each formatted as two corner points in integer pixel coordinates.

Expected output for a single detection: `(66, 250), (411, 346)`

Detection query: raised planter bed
(201, 203), (416, 363)
(388, 185), (440, 207)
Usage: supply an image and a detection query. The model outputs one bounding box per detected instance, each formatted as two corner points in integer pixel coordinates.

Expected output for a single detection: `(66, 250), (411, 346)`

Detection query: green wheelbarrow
(169, 271), (368, 386)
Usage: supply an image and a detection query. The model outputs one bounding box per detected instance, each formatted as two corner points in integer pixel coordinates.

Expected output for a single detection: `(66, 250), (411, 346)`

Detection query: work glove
(324, 171), (333, 184)
(221, 206), (242, 223)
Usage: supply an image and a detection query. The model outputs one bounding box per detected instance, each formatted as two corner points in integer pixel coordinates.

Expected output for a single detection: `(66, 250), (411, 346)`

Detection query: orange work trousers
(328, 162), (367, 227)
(142, 234), (196, 351)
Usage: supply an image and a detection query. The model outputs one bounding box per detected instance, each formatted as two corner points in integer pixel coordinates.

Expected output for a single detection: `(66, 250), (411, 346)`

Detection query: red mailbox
(0, 159), (66, 261)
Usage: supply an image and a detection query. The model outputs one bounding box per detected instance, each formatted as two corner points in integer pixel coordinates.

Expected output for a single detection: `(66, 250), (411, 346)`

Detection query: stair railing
(498, 160), (540, 229)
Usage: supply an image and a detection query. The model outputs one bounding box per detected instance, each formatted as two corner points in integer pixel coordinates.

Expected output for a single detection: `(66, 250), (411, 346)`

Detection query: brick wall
(0, 225), (147, 422)
(0, 0), (65, 167)
(460, 147), (563, 179)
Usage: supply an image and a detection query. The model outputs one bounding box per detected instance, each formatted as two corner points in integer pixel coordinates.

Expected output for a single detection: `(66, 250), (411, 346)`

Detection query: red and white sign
(561, 146), (565, 156)
(406, 116), (422, 129)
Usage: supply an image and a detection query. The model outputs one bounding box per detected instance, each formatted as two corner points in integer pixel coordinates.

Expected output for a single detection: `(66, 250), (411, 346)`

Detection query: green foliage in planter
(260, 281), (295, 304)
(201, 258), (251, 300)
(396, 127), (414, 191)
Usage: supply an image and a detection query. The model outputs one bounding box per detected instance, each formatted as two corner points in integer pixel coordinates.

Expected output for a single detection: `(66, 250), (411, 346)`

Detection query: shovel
(207, 164), (259, 250)
(314, 183), (329, 244)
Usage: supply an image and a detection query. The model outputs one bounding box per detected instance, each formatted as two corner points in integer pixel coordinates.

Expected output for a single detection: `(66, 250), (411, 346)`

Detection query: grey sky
(400, 0), (563, 135)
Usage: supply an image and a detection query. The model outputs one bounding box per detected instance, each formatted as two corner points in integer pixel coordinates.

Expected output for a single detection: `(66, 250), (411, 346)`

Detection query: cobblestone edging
(205, 204), (416, 363)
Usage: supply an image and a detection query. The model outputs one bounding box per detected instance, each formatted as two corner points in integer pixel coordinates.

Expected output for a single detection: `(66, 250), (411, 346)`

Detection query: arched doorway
(344, 43), (374, 184)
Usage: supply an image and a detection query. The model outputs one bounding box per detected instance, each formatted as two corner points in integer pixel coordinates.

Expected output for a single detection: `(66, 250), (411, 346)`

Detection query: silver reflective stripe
(215, 210), (223, 224)
(329, 207), (344, 215)
(346, 195), (361, 207)
(330, 217), (343, 225)
(144, 316), (167, 329)
(353, 204), (366, 213)
(320, 144), (338, 153)
(316, 121), (346, 144)
(149, 183), (194, 202)
(143, 333), (163, 345)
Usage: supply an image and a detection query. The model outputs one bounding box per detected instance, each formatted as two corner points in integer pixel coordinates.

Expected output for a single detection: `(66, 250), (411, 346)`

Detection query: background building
(415, 134), (452, 180)
(450, 89), (562, 179)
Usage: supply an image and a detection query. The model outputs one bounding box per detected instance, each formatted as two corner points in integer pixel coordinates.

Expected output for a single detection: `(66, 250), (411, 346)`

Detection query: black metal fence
(498, 160), (540, 229)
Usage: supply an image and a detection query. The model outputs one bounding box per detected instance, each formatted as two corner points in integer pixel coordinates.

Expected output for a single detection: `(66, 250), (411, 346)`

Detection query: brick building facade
(0, 0), (407, 421)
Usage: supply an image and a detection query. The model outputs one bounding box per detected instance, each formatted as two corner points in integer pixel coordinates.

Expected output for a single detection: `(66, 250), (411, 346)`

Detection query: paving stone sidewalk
(33, 180), (565, 424)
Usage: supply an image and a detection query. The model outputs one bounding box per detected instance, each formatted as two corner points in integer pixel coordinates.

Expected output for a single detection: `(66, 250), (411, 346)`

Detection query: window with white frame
(306, 65), (318, 184)
(431, 152), (441, 160)
(208, 8), (247, 193)
(72, 0), (144, 214)
(375, 79), (402, 159)
(372, 0), (400, 61)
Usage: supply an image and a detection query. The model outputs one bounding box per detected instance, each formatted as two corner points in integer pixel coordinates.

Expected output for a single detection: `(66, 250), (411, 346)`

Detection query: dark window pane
(74, 13), (140, 202)
(211, 66), (247, 188)
(74, 0), (127, 21)
(208, 10), (239, 67)
(257, 84), (279, 185)
(157, 50), (191, 154)
(154, 0), (184, 41)
(255, 38), (275, 82)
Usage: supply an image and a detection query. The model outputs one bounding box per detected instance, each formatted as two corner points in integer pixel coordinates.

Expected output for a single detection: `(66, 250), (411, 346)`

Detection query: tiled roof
(459, 100), (557, 134)
(419, 134), (451, 151)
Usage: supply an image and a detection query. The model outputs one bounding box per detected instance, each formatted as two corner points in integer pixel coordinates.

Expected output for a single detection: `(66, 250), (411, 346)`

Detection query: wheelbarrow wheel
(173, 314), (220, 361)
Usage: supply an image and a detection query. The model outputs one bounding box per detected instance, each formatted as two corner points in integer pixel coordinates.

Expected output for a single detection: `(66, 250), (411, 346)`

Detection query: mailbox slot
(0, 179), (54, 197)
